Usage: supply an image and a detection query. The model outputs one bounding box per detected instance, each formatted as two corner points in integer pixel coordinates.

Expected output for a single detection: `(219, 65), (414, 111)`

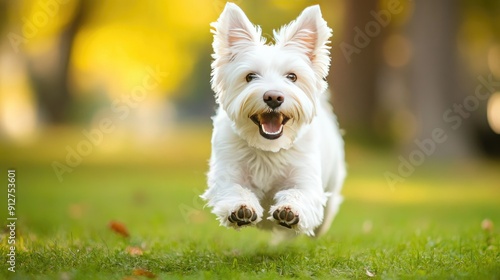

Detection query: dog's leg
(314, 193), (343, 236)
(268, 164), (327, 236)
(314, 172), (345, 236)
(269, 189), (326, 236)
(201, 167), (264, 229)
(201, 183), (263, 229)
(201, 111), (265, 229)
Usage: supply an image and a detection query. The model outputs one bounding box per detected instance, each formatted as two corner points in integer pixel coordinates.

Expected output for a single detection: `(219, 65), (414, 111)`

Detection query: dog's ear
(211, 3), (263, 60)
(274, 5), (332, 78)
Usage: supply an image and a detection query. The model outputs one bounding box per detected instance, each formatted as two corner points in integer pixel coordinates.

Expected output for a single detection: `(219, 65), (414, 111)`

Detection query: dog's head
(211, 3), (332, 152)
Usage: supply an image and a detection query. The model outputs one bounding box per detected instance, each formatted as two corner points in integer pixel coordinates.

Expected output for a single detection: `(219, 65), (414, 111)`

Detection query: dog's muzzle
(250, 112), (290, 140)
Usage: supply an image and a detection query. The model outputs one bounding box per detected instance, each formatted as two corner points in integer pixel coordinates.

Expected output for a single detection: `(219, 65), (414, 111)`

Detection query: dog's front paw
(228, 205), (258, 227)
(272, 206), (299, 229)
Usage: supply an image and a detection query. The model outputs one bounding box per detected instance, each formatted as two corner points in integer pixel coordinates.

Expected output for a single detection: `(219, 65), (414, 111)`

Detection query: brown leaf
(109, 221), (130, 238)
(133, 268), (156, 278)
(126, 246), (144, 256)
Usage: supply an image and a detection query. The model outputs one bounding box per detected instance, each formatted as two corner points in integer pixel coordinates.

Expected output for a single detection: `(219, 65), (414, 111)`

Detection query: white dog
(201, 2), (346, 237)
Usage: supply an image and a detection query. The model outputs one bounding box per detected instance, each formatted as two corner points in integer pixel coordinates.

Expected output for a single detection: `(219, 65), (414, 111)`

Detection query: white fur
(201, 3), (346, 237)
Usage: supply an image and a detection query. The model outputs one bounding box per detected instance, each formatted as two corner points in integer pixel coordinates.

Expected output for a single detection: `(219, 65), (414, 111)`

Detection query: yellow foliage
(17, 0), (80, 51)
(70, 0), (217, 98)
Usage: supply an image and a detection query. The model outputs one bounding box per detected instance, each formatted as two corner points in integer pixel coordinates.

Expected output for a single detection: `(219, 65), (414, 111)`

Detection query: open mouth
(250, 112), (290, 140)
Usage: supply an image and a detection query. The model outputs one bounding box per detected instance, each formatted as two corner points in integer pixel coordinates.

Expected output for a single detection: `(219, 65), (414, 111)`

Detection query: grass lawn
(1, 126), (499, 279)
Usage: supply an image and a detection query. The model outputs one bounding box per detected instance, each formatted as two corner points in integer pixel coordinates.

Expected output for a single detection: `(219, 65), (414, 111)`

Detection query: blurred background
(1, 0), (499, 157)
(0, 0), (499, 236)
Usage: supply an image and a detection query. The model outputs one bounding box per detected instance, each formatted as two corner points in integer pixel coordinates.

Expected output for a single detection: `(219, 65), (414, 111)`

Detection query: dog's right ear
(211, 3), (263, 61)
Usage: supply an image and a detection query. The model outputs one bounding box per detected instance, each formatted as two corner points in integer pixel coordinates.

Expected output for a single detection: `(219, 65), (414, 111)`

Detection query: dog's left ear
(211, 3), (263, 62)
(275, 5), (332, 78)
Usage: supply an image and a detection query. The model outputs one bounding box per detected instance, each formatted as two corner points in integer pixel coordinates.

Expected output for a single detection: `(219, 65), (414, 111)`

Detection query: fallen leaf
(133, 268), (156, 278)
(126, 246), (144, 256)
(109, 221), (130, 238)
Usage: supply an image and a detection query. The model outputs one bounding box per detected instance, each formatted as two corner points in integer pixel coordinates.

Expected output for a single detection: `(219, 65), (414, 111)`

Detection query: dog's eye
(286, 73), (297, 82)
(246, 73), (258, 83)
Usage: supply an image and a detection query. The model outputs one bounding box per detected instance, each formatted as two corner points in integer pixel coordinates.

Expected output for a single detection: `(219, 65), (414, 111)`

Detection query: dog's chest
(242, 149), (293, 195)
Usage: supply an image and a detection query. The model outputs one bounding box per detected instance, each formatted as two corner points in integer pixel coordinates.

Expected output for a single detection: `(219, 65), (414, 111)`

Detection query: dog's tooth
(261, 124), (283, 135)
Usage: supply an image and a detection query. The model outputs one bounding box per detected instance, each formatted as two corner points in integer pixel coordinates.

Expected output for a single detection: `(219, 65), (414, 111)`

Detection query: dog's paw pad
(272, 207), (299, 229)
(228, 205), (257, 227)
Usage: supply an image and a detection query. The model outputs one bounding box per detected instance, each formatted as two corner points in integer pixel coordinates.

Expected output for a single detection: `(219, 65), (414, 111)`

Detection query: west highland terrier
(201, 2), (346, 237)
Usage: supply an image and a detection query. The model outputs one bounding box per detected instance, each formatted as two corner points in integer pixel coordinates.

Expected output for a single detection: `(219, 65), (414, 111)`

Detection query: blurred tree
(27, 0), (86, 124)
(0, 1), (7, 32)
(330, 0), (383, 137)
(3, 0), (218, 125)
(69, 0), (215, 106)
(408, 0), (475, 157)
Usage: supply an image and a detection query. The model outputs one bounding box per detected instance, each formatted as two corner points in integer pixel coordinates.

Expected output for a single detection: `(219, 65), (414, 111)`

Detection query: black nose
(263, 90), (284, 109)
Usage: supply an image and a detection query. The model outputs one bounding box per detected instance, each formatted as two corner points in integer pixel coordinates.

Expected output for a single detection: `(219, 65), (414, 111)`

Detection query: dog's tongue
(261, 113), (283, 135)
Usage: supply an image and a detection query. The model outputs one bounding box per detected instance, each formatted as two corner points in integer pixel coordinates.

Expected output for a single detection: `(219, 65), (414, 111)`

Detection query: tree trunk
(408, 0), (474, 157)
(28, 0), (87, 124)
(330, 0), (382, 135)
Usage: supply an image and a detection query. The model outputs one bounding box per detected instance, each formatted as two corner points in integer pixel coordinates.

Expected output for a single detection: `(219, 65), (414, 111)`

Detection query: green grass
(1, 127), (499, 279)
